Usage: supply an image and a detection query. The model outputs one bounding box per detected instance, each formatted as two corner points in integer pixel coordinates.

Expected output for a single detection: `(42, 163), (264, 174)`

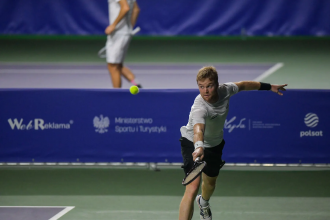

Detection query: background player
(179, 66), (287, 220)
(105, 0), (142, 88)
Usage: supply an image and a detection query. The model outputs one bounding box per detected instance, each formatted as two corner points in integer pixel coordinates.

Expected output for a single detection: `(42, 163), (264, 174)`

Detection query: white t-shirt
(108, 0), (135, 35)
(180, 82), (239, 148)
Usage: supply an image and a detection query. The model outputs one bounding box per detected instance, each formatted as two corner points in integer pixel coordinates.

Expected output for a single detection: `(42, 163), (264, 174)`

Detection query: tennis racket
(98, 26), (141, 58)
(182, 157), (207, 186)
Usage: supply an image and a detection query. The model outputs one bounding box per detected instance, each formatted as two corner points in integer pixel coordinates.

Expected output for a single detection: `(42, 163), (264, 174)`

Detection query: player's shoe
(196, 195), (212, 220)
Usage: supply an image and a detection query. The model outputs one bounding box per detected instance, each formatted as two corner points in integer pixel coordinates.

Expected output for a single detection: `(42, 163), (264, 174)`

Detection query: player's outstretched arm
(105, 0), (130, 35)
(192, 123), (205, 161)
(235, 81), (288, 95)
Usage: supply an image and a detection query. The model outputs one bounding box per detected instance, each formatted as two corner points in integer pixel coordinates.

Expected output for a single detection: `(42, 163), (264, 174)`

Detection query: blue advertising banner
(224, 90), (330, 163)
(0, 89), (329, 163)
(0, 0), (329, 36)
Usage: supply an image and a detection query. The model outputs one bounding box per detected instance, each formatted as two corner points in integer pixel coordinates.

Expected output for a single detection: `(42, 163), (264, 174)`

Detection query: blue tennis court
(0, 206), (74, 220)
(0, 63), (282, 89)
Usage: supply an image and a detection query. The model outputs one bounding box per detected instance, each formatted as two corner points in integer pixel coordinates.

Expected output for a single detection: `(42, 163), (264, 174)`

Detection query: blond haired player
(105, 0), (142, 88)
(179, 66), (287, 220)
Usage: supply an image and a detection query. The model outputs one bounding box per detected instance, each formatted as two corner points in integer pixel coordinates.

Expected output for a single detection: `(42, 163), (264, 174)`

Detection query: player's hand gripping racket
(98, 26), (141, 58)
(182, 157), (206, 186)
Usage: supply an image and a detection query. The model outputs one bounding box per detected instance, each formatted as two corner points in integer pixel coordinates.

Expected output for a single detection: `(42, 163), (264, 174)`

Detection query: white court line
(0, 69), (267, 75)
(49, 206), (75, 220)
(253, 63), (284, 81)
(0, 206), (74, 208)
(0, 206), (75, 220)
(96, 210), (330, 216)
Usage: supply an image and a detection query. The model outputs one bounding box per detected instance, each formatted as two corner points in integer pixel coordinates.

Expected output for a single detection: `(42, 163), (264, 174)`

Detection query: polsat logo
(300, 113), (323, 137)
(8, 118), (73, 130)
(304, 113), (319, 128)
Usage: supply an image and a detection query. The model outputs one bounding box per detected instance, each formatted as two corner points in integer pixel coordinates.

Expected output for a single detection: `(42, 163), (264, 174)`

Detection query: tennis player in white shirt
(105, 0), (142, 88)
(179, 66), (287, 220)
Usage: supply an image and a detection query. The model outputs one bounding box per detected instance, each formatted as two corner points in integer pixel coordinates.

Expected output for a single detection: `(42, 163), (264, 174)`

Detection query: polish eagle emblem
(93, 115), (110, 133)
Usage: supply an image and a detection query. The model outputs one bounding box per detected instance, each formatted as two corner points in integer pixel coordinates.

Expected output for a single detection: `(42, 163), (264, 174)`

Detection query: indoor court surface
(0, 62), (282, 89)
(1, 168), (330, 220)
(0, 37), (330, 89)
(0, 206), (74, 220)
(1, 37), (330, 220)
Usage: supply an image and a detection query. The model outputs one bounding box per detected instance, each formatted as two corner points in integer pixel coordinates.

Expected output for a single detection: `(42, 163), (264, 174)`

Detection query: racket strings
(182, 163), (206, 184)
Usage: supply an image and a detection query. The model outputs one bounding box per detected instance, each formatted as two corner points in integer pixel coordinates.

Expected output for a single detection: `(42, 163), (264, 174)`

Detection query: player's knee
(187, 185), (199, 194)
(185, 182), (199, 196)
(204, 178), (217, 188)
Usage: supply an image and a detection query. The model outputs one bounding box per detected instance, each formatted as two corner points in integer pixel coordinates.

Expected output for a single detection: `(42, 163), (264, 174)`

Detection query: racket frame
(182, 158), (206, 186)
(181, 159), (226, 186)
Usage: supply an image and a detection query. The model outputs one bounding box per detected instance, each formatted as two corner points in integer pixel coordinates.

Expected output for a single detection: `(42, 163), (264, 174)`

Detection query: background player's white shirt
(108, 0), (135, 35)
(180, 82), (239, 148)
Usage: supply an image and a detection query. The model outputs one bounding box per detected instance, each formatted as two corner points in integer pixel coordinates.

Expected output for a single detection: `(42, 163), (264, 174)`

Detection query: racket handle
(132, 26), (140, 35)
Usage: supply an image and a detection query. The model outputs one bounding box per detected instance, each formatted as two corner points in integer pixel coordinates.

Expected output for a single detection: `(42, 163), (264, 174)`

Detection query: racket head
(98, 46), (107, 58)
(182, 160), (206, 186)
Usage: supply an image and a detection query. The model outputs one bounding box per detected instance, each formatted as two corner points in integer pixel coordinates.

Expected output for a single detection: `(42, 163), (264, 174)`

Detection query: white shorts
(106, 34), (132, 64)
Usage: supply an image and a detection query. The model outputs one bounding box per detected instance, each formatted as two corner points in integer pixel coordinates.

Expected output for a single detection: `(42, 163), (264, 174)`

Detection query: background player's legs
(201, 173), (217, 201)
(121, 66), (134, 81)
(179, 176), (200, 220)
(107, 63), (122, 88)
(122, 66), (142, 87)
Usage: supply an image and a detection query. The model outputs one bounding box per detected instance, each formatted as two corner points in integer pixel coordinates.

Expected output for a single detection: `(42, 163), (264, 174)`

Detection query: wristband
(259, 82), (271, 90)
(194, 141), (204, 150)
